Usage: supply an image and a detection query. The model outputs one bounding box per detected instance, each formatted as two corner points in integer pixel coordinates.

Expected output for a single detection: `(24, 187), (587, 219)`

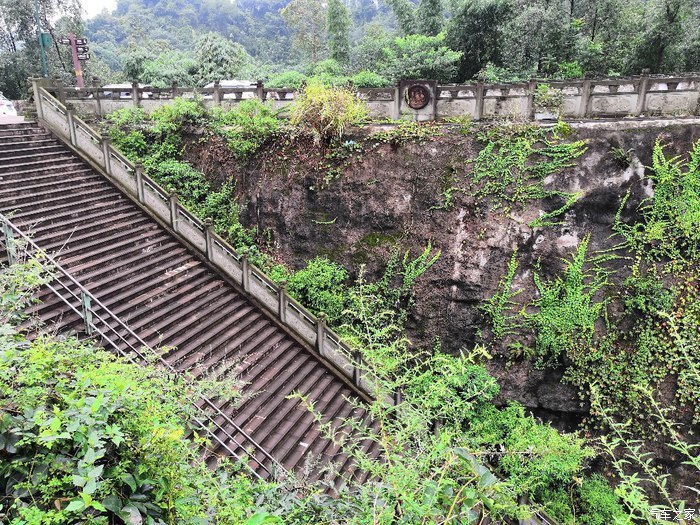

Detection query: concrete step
(0, 122), (369, 483)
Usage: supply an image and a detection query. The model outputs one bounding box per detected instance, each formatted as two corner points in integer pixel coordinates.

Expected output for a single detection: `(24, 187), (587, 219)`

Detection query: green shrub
(210, 100), (282, 158)
(615, 139), (700, 263)
(108, 129), (149, 161)
(405, 350), (500, 425)
(289, 82), (368, 144)
(467, 124), (587, 214)
(351, 70), (391, 88)
(577, 475), (630, 525)
(0, 327), (261, 524)
(527, 236), (609, 366)
(105, 106), (148, 128)
(555, 61), (585, 79)
(533, 84), (564, 113)
(150, 96), (207, 128)
(286, 257), (349, 323)
(476, 62), (526, 83)
(309, 59), (345, 77)
(143, 158), (211, 204)
(467, 403), (593, 497)
(265, 70), (307, 89)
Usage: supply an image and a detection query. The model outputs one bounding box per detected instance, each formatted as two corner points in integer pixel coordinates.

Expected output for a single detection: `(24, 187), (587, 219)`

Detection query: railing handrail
(33, 79), (382, 406)
(0, 212), (286, 480)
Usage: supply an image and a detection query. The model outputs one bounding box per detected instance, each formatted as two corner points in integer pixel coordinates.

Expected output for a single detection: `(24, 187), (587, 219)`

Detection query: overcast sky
(83, 0), (118, 19)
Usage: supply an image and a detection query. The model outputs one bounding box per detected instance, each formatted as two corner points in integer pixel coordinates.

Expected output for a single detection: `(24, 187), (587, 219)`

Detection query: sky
(83, 0), (118, 19)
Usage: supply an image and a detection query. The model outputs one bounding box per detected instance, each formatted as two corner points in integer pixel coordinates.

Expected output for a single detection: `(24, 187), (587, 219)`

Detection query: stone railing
(31, 78), (386, 405)
(47, 73), (700, 121)
(30, 78), (567, 524)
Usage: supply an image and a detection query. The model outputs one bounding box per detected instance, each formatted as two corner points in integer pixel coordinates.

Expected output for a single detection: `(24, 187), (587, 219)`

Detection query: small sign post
(58, 33), (89, 88)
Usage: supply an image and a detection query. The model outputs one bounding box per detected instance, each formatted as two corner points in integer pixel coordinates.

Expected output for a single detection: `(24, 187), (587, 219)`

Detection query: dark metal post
(68, 33), (85, 88)
(34, 0), (48, 77)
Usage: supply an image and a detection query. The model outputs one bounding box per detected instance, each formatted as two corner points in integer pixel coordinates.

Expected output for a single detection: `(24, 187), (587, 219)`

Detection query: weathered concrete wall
(182, 119), (700, 420)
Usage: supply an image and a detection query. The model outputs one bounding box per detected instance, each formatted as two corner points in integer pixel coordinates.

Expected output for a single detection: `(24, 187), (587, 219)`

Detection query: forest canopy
(1, 0), (700, 98)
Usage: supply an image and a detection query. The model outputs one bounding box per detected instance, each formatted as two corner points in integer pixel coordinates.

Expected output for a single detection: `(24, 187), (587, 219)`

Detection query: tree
(499, 0), (578, 77)
(446, 0), (514, 80)
(351, 22), (393, 73)
(624, 0), (696, 73)
(193, 32), (253, 84)
(417, 0), (444, 36)
(383, 33), (462, 83)
(280, 0), (327, 62)
(0, 0), (82, 98)
(327, 0), (351, 65)
(121, 43), (153, 81)
(142, 50), (198, 87)
(384, 0), (417, 35)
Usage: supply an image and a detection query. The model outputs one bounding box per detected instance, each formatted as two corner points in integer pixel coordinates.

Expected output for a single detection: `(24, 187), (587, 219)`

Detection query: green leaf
(83, 477), (97, 495)
(88, 465), (104, 479)
(102, 494), (123, 514)
(121, 473), (138, 492)
(72, 474), (88, 488)
(91, 500), (107, 512)
(244, 512), (282, 525)
(119, 505), (143, 525)
(64, 499), (86, 513)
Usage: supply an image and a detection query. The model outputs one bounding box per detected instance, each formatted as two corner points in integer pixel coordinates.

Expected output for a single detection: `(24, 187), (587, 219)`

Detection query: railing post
(578, 77), (592, 118)
(65, 103), (77, 146)
(256, 80), (265, 101)
(241, 248), (250, 292)
(54, 76), (66, 105)
(134, 162), (145, 203)
(635, 69), (650, 116)
(526, 79), (537, 120)
(278, 280), (288, 323)
(316, 312), (327, 357)
(81, 292), (94, 336)
(131, 81), (140, 108)
(352, 349), (362, 385)
(30, 78), (44, 120)
(171, 80), (178, 99)
(92, 77), (103, 116)
(204, 218), (214, 260)
(100, 133), (112, 175)
(475, 82), (485, 120)
(169, 191), (179, 231)
(2, 223), (16, 266)
(392, 82), (401, 120)
(213, 80), (222, 106)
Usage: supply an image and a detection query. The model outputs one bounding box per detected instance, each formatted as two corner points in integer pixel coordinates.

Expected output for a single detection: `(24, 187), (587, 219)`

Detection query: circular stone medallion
(406, 85), (431, 110)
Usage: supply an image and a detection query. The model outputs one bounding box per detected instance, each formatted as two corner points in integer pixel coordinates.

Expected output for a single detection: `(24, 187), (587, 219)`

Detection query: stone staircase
(0, 122), (382, 484)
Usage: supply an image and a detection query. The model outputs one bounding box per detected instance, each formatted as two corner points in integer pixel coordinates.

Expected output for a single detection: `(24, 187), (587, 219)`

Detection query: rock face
(184, 121), (700, 418)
